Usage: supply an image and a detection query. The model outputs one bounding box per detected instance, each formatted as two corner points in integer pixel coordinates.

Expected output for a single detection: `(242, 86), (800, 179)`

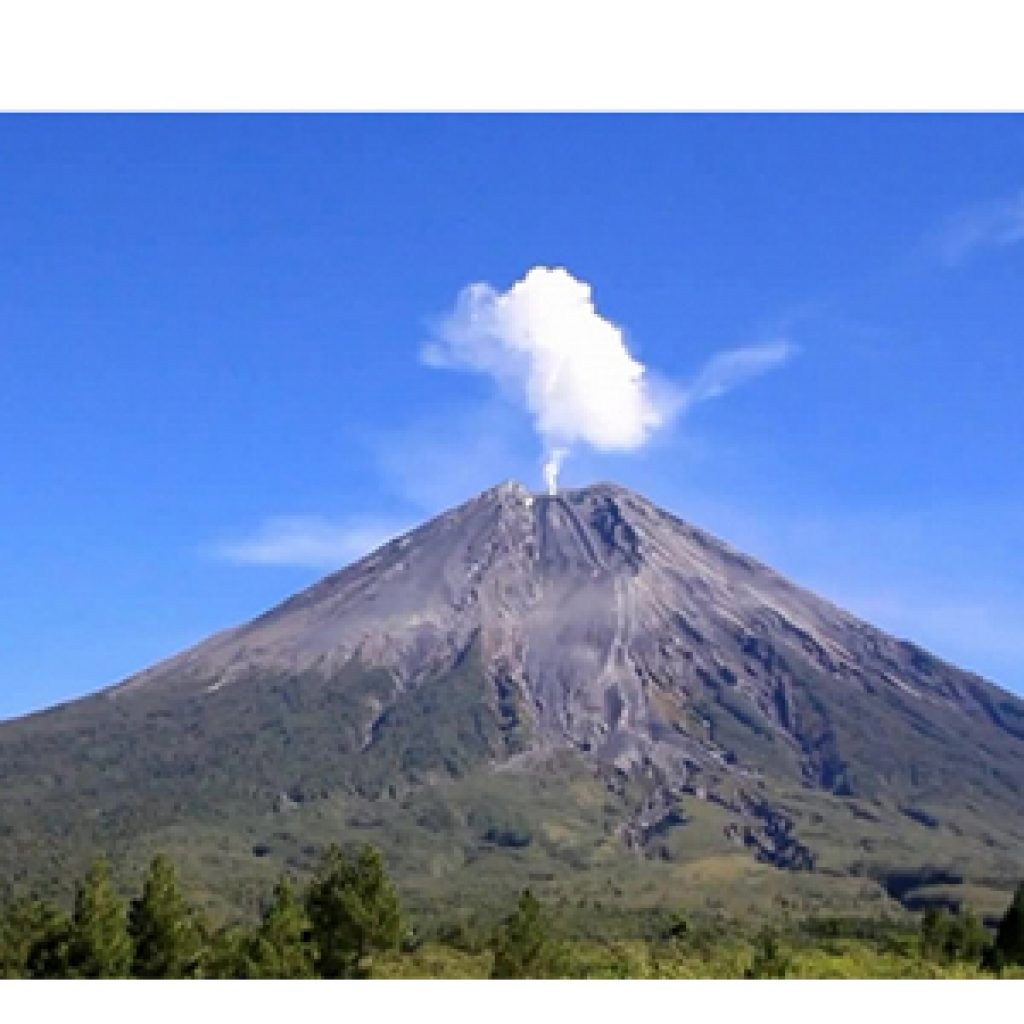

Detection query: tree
(128, 854), (201, 978)
(920, 905), (991, 963)
(248, 878), (314, 978)
(490, 889), (564, 979)
(65, 859), (133, 977)
(988, 883), (1024, 970)
(25, 912), (72, 979)
(744, 927), (790, 979)
(0, 897), (70, 979)
(202, 923), (258, 979)
(305, 845), (403, 978)
(952, 910), (990, 963)
(920, 906), (952, 960)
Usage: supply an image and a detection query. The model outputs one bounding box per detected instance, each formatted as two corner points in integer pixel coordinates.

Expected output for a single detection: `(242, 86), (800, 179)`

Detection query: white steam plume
(424, 266), (793, 492)
(424, 266), (677, 493)
(543, 447), (567, 496)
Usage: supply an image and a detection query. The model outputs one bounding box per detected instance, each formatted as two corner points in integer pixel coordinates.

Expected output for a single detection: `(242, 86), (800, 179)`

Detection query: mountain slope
(2, 482), (1023, 923)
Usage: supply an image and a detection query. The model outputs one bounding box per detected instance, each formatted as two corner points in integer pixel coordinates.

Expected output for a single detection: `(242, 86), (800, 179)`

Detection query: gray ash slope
(118, 480), (1024, 798)
(3, 481), (1024, 912)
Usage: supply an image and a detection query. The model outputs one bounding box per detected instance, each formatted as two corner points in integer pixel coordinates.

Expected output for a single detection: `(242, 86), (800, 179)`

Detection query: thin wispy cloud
(683, 340), (794, 404)
(210, 516), (407, 570)
(935, 188), (1024, 266)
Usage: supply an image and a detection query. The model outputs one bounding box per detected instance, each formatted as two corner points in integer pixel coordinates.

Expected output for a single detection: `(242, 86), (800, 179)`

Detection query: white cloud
(426, 266), (793, 491)
(936, 189), (1024, 265)
(211, 516), (406, 569)
(425, 266), (678, 455)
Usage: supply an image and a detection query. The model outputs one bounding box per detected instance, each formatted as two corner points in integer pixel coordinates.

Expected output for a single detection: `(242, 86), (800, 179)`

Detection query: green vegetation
(67, 858), (133, 977)
(919, 905), (989, 964)
(490, 889), (565, 978)
(128, 853), (202, 978)
(306, 845), (403, 978)
(985, 882), (1024, 970)
(744, 928), (791, 978)
(248, 879), (315, 978)
(1, 898), (66, 978)
(3, 848), (1024, 979)
(0, 650), (1021, 929)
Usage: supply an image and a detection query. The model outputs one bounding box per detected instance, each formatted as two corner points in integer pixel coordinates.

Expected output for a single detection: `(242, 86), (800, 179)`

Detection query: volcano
(3, 482), (1023, 920)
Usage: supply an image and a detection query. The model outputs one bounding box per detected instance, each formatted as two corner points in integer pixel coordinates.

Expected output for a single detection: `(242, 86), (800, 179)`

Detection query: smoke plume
(425, 266), (792, 492)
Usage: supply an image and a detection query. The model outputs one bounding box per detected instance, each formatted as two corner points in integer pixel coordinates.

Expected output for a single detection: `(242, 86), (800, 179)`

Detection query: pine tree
(305, 845), (403, 978)
(1, 898), (70, 979)
(202, 923), (258, 979)
(128, 854), (201, 978)
(990, 883), (1024, 969)
(249, 878), (314, 978)
(65, 859), (133, 978)
(26, 912), (72, 979)
(490, 889), (564, 979)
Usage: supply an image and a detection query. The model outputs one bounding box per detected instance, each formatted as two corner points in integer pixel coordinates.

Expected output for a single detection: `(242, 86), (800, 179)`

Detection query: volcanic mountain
(3, 482), (1023, 922)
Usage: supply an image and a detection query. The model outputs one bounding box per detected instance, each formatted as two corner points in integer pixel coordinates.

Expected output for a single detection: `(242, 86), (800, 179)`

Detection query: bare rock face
(113, 481), (1024, 807)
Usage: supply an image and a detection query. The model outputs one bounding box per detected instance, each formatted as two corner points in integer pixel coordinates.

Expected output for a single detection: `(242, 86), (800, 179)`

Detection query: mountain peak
(474, 477), (640, 503)
(6, 477), (1024, 914)
(115, 477), (1017, 791)
(481, 478), (534, 501)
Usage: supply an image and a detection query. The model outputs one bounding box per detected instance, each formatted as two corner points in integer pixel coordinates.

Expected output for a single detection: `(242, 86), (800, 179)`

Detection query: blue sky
(1, 114), (1022, 719)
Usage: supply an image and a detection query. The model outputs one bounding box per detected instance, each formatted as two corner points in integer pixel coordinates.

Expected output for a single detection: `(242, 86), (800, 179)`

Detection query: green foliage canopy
(490, 889), (565, 979)
(65, 858), (133, 978)
(249, 878), (314, 979)
(5, 899), (71, 979)
(991, 883), (1024, 969)
(306, 845), (403, 978)
(128, 854), (201, 978)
